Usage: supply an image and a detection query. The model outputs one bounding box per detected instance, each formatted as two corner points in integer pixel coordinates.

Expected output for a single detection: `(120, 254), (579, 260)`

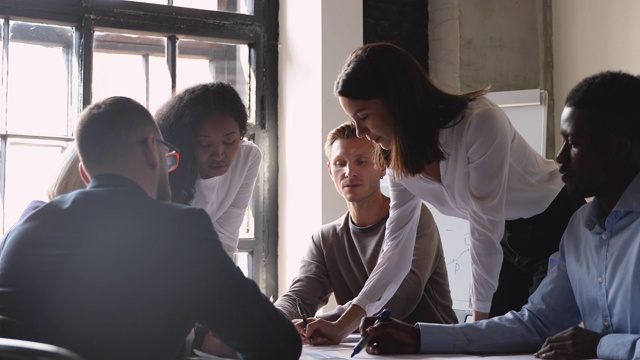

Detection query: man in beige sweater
(275, 121), (457, 345)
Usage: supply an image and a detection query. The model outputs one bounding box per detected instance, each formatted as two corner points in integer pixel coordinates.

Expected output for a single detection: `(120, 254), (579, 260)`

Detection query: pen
(350, 309), (391, 358)
(296, 297), (309, 330)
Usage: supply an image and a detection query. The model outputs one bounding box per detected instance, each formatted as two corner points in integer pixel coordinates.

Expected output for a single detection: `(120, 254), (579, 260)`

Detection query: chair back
(0, 315), (28, 339)
(0, 338), (85, 360)
(454, 309), (473, 324)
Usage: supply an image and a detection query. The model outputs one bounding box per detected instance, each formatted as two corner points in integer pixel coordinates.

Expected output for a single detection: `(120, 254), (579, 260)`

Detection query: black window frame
(0, 0), (279, 298)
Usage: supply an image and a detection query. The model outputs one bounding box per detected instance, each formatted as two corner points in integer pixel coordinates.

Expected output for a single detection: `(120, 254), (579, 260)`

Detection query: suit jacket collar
(87, 174), (148, 197)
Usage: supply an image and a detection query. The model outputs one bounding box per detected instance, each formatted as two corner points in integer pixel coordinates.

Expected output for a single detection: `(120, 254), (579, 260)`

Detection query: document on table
(301, 341), (542, 360)
(301, 348), (541, 359)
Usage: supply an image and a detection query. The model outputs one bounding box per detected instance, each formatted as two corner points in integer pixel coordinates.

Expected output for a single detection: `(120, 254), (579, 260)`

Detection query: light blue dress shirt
(418, 173), (640, 360)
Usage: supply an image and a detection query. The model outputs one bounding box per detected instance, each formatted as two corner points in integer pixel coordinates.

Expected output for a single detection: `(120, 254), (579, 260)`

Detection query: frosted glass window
(173, 0), (253, 14)
(93, 32), (171, 114)
(7, 22), (73, 136)
(3, 140), (68, 230)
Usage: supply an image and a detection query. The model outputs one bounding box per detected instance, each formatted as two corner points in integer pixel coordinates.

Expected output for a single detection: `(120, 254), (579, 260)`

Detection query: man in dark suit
(0, 97), (301, 360)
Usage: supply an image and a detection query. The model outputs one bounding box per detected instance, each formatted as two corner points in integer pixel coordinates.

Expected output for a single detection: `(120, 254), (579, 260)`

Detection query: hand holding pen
(351, 309), (391, 357)
(353, 311), (421, 356)
(295, 297), (314, 342)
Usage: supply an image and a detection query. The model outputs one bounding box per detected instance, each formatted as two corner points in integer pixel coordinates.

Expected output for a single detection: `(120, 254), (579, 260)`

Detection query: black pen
(351, 309), (391, 357)
(296, 297), (309, 330)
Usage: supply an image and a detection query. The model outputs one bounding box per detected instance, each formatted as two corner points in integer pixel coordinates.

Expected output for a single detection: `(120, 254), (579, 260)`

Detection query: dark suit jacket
(0, 174), (301, 360)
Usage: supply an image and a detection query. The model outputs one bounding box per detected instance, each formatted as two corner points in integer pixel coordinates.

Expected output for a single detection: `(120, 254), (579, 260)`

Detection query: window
(0, 0), (279, 297)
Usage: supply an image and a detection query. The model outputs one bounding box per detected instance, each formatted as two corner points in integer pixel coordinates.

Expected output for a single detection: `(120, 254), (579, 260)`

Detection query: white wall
(552, 0), (640, 152)
(278, 0), (363, 296)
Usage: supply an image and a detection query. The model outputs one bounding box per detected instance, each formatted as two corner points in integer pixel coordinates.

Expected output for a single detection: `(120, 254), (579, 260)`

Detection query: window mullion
(79, 15), (93, 109)
(142, 53), (150, 109)
(1, 18), (8, 133)
(0, 19), (8, 233)
(166, 35), (176, 95)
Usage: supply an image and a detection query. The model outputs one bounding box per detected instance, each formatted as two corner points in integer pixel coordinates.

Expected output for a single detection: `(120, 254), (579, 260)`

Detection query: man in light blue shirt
(358, 71), (640, 360)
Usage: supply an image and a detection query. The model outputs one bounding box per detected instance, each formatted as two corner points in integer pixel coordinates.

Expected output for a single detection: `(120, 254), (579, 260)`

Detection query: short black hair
(155, 82), (248, 204)
(565, 71), (640, 139)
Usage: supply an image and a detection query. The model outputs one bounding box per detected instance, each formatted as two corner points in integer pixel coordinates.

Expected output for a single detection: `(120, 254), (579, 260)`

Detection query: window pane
(239, 204), (254, 239)
(2, 139), (69, 233)
(233, 251), (251, 278)
(173, 0), (254, 14)
(93, 32), (171, 114)
(7, 22), (73, 136)
(176, 39), (251, 118)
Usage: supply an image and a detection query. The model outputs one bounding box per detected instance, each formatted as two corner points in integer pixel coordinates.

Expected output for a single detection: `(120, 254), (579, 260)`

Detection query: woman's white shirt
(354, 96), (563, 314)
(191, 140), (262, 258)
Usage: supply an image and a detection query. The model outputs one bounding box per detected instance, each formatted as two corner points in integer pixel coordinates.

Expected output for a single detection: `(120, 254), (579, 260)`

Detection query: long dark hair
(155, 82), (248, 204)
(334, 42), (488, 179)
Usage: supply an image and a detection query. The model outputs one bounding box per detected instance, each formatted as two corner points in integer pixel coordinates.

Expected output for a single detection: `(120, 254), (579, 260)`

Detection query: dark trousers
(489, 186), (585, 317)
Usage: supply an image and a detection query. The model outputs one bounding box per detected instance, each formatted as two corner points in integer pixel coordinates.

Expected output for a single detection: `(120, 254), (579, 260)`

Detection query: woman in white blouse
(155, 82), (261, 258)
(303, 43), (584, 344)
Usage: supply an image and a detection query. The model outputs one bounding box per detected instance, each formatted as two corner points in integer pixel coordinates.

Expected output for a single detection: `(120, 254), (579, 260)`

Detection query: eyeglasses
(157, 139), (180, 173)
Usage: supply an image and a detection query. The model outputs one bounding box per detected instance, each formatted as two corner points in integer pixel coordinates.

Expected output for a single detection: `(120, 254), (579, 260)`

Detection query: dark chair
(0, 316), (83, 360)
(0, 338), (84, 360)
(0, 315), (28, 339)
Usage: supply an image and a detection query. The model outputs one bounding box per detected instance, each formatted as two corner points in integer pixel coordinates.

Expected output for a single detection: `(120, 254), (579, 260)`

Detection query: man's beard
(157, 173), (172, 202)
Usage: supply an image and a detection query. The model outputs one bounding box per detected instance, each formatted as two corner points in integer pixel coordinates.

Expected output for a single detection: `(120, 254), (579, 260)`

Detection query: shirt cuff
(417, 323), (457, 353)
(597, 333), (640, 360)
(183, 328), (195, 357)
(471, 299), (492, 314)
(351, 296), (372, 315)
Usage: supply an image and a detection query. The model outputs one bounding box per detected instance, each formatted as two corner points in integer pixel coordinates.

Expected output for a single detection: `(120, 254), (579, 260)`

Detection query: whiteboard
(382, 89), (549, 311)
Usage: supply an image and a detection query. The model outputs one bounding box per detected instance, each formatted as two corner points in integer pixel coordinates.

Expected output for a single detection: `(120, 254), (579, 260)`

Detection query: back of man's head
(75, 97), (158, 176)
(566, 71), (640, 140)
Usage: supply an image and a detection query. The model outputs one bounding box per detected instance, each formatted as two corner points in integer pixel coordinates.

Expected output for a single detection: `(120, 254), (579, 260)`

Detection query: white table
(299, 334), (542, 360)
(300, 344), (540, 360)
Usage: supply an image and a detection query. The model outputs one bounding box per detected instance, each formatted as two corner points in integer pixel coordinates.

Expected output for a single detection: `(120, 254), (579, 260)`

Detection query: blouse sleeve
(213, 143), (262, 255)
(464, 105), (512, 313)
(351, 171), (421, 316)
(380, 204), (442, 319)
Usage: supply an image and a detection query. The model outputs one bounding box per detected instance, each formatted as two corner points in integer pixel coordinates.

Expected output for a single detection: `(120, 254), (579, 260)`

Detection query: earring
(380, 176), (384, 180)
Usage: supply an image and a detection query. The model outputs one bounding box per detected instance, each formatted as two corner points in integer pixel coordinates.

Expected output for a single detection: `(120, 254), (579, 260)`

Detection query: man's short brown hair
(324, 121), (361, 159)
(75, 97), (157, 175)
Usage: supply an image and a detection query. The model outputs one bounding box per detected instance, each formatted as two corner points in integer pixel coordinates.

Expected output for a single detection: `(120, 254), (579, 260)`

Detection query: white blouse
(352, 96), (563, 314)
(191, 140), (262, 257)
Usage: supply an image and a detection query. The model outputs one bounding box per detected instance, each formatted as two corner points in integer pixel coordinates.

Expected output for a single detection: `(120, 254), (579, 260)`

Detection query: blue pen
(350, 309), (391, 357)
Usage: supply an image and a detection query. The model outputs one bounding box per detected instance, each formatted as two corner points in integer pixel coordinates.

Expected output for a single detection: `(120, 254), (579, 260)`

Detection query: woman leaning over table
(155, 82), (261, 258)
(303, 43), (584, 344)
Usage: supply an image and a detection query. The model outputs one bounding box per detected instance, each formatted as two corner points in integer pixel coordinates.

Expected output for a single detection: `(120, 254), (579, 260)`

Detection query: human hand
(292, 318), (314, 344)
(359, 316), (420, 355)
(534, 326), (603, 359)
(473, 310), (489, 321)
(302, 318), (352, 345)
(200, 332), (239, 359)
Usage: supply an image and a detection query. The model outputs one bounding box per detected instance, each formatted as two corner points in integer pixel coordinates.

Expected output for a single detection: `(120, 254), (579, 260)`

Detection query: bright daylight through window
(0, 0), (277, 296)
